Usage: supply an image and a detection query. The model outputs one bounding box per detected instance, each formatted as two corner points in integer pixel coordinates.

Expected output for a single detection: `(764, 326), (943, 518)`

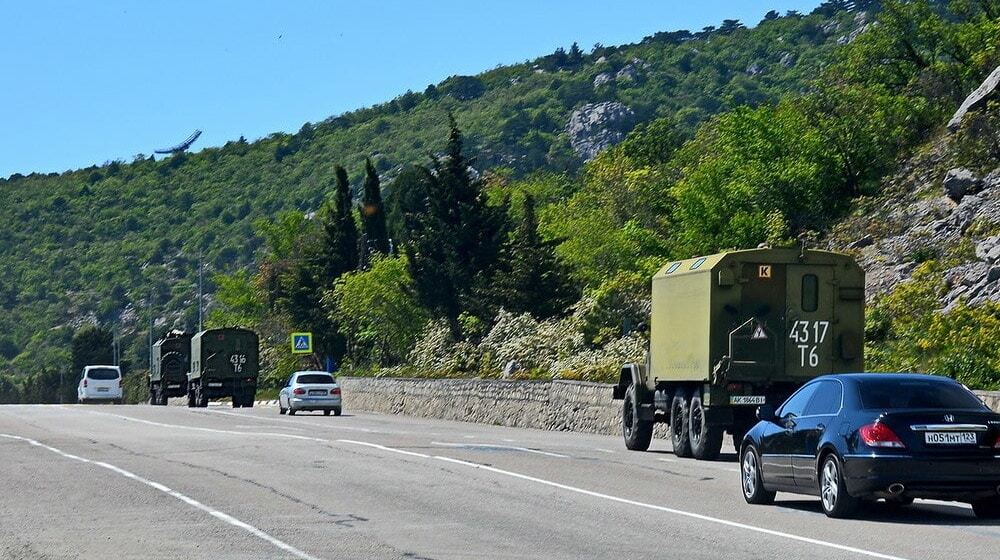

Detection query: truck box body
(189, 327), (260, 399)
(648, 248), (864, 403)
(151, 331), (192, 387)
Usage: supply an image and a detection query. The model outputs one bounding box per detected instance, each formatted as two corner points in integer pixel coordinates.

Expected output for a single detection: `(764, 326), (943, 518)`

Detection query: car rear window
(859, 379), (984, 410)
(297, 374), (334, 384)
(87, 368), (120, 380)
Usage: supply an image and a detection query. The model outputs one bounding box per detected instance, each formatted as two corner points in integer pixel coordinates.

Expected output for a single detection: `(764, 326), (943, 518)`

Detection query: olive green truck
(613, 247), (864, 459)
(187, 327), (260, 408)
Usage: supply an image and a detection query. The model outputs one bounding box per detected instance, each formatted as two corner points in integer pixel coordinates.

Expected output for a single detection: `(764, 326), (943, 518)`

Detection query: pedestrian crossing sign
(291, 332), (312, 354)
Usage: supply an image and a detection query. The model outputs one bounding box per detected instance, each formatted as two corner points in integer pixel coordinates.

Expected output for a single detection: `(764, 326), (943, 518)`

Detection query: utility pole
(148, 292), (155, 373)
(198, 252), (204, 332)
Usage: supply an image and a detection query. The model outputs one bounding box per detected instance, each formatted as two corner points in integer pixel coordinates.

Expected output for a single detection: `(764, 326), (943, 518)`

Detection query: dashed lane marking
(0, 433), (323, 560)
(430, 441), (569, 458)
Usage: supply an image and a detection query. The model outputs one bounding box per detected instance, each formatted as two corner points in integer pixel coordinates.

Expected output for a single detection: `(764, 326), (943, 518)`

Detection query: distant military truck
(613, 247), (865, 460)
(187, 327), (260, 408)
(149, 330), (193, 406)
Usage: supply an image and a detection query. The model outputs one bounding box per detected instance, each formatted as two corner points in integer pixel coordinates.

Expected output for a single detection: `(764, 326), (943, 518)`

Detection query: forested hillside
(3, 0), (1000, 401)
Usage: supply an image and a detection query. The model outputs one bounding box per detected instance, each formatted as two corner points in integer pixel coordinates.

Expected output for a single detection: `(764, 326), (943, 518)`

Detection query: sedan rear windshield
(859, 379), (984, 410)
(87, 368), (120, 380)
(297, 374), (335, 384)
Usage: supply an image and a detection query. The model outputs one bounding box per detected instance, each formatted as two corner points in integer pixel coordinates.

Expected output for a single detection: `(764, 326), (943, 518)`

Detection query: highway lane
(0, 405), (997, 559)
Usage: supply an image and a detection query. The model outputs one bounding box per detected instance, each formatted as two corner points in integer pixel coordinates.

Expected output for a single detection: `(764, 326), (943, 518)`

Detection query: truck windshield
(87, 368), (120, 380)
(297, 374), (334, 384)
(859, 379), (984, 410)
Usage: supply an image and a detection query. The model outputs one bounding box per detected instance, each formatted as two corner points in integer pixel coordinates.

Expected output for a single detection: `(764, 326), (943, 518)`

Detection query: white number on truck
(788, 321), (829, 368)
(230, 354), (247, 373)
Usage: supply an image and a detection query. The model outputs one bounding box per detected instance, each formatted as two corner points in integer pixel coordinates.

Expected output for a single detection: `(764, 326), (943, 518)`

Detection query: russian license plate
(308, 389), (327, 396)
(924, 432), (976, 445)
(97, 387), (109, 392)
(207, 382), (223, 388)
(730, 396), (766, 405)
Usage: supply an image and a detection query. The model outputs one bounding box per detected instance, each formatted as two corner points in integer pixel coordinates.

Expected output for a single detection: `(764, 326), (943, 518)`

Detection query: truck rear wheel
(149, 385), (157, 406)
(622, 385), (653, 451)
(688, 389), (723, 460)
(158, 386), (169, 406)
(186, 388), (195, 408)
(670, 392), (692, 457)
(196, 383), (209, 408)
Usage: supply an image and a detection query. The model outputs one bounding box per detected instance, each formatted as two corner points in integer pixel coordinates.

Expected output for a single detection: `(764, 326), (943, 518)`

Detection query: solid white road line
(0, 433), (322, 560)
(334, 440), (911, 560)
(430, 441), (570, 458)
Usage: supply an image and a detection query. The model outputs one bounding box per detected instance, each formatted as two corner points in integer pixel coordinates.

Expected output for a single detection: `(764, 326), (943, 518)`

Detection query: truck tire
(670, 392), (692, 457)
(688, 389), (723, 460)
(622, 384), (653, 451)
(196, 383), (209, 408)
(158, 387), (169, 406)
(149, 385), (157, 406)
(186, 388), (195, 408)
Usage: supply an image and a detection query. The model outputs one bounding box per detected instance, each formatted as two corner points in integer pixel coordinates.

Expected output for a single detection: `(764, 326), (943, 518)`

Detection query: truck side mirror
(756, 404), (776, 423)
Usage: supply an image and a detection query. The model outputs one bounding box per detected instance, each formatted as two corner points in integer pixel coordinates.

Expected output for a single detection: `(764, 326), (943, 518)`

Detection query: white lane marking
(334, 440), (909, 560)
(593, 448), (616, 454)
(336, 439), (430, 459)
(202, 409), (380, 433)
(657, 457), (739, 473)
(430, 441), (569, 458)
(68, 408), (328, 443)
(0, 433), (322, 560)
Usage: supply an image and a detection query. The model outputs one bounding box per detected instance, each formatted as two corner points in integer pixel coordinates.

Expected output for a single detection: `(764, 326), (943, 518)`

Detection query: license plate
(167, 384), (180, 389)
(924, 432), (976, 445)
(308, 389), (327, 396)
(97, 387), (109, 392)
(207, 382), (223, 388)
(730, 396), (766, 405)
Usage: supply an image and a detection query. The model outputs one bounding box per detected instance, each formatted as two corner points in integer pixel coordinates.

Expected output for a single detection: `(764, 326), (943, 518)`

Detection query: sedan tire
(741, 444), (775, 505)
(819, 454), (859, 518)
(333, 407), (342, 416)
(288, 407), (296, 416)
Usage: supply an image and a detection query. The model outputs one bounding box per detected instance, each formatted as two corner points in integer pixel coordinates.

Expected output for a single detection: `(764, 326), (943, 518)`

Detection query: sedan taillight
(292, 388), (305, 395)
(330, 387), (341, 395)
(994, 434), (1000, 449)
(859, 422), (906, 449)
(83, 379), (88, 388)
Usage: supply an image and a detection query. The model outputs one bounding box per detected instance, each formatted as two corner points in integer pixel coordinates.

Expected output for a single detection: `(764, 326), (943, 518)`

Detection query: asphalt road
(0, 404), (997, 560)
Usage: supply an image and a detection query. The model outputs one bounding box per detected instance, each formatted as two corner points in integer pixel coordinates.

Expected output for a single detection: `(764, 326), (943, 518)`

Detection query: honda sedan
(278, 371), (342, 416)
(740, 373), (1000, 518)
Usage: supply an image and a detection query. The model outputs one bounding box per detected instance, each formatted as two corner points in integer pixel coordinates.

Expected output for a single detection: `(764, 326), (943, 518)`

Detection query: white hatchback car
(78, 365), (123, 404)
(278, 371), (342, 416)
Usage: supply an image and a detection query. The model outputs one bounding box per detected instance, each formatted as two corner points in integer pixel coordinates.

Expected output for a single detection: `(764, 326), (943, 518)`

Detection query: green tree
(405, 118), (507, 331)
(495, 195), (577, 319)
(72, 325), (113, 374)
(328, 255), (429, 366)
(359, 158), (390, 265)
(318, 166), (360, 283)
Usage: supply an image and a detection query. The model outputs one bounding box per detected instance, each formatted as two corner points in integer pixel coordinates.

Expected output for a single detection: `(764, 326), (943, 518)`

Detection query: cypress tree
(496, 195), (577, 319)
(359, 158), (390, 265)
(318, 165), (359, 281)
(405, 117), (507, 332)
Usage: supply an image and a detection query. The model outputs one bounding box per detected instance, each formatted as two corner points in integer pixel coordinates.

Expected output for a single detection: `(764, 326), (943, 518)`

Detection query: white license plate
(167, 384), (180, 389)
(730, 396), (766, 405)
(97, 387), (109, 392)
(924, 432), (976, 445)
(308, 390), (327, 396)
(207, 382), (223, 387)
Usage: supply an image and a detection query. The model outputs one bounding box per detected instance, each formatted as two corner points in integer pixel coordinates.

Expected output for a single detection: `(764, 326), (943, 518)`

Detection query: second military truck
(187, 327), (260, 408)
(149, 330), (193, 406)
(613, 246), (864, 460)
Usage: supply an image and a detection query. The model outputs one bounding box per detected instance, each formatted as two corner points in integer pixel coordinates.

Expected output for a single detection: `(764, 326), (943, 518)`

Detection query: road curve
(0, 404), (996, 559)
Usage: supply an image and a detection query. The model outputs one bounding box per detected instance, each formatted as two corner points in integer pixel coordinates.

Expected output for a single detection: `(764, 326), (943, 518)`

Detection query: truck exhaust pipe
(888, 483), (905, 495)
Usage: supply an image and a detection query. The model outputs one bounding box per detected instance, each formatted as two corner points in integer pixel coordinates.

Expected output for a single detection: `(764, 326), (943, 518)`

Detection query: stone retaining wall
(339, 377), (1000, 436)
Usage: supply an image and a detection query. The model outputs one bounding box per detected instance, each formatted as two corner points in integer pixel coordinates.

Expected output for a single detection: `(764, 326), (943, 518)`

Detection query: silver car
(278, 371), (342, 416)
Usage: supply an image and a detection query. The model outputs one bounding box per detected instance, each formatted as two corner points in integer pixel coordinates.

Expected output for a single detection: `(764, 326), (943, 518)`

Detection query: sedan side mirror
(756, 404), (777, 423)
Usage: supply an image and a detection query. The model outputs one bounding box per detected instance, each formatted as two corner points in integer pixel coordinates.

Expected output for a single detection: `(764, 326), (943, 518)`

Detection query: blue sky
(0, 1), (821, 178)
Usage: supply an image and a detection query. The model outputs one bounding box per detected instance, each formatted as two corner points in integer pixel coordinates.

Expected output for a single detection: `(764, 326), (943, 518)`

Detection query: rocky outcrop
(566, 101), (636, 161)
(778, 52), (796, 68)
(948, 65), (1000, 131)
(943, 168), (982, 201)
(592, 72), (613, 88)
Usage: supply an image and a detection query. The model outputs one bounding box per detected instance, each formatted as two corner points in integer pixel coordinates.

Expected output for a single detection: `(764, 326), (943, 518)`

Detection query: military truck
(187, 327), (260, 408)
(149, 330), (193, 406)
(613, 247), (864, 460)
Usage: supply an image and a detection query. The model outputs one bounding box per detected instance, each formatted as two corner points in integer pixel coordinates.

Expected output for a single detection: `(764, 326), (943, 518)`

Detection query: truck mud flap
(704, 406), (734, 427)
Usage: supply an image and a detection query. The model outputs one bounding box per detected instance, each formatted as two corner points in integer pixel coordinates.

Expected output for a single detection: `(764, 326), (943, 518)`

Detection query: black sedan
(740, 373), (1000, 518)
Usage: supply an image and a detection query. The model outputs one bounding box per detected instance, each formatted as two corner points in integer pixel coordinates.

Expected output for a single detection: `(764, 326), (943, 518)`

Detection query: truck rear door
(785, 265), (835, 378)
